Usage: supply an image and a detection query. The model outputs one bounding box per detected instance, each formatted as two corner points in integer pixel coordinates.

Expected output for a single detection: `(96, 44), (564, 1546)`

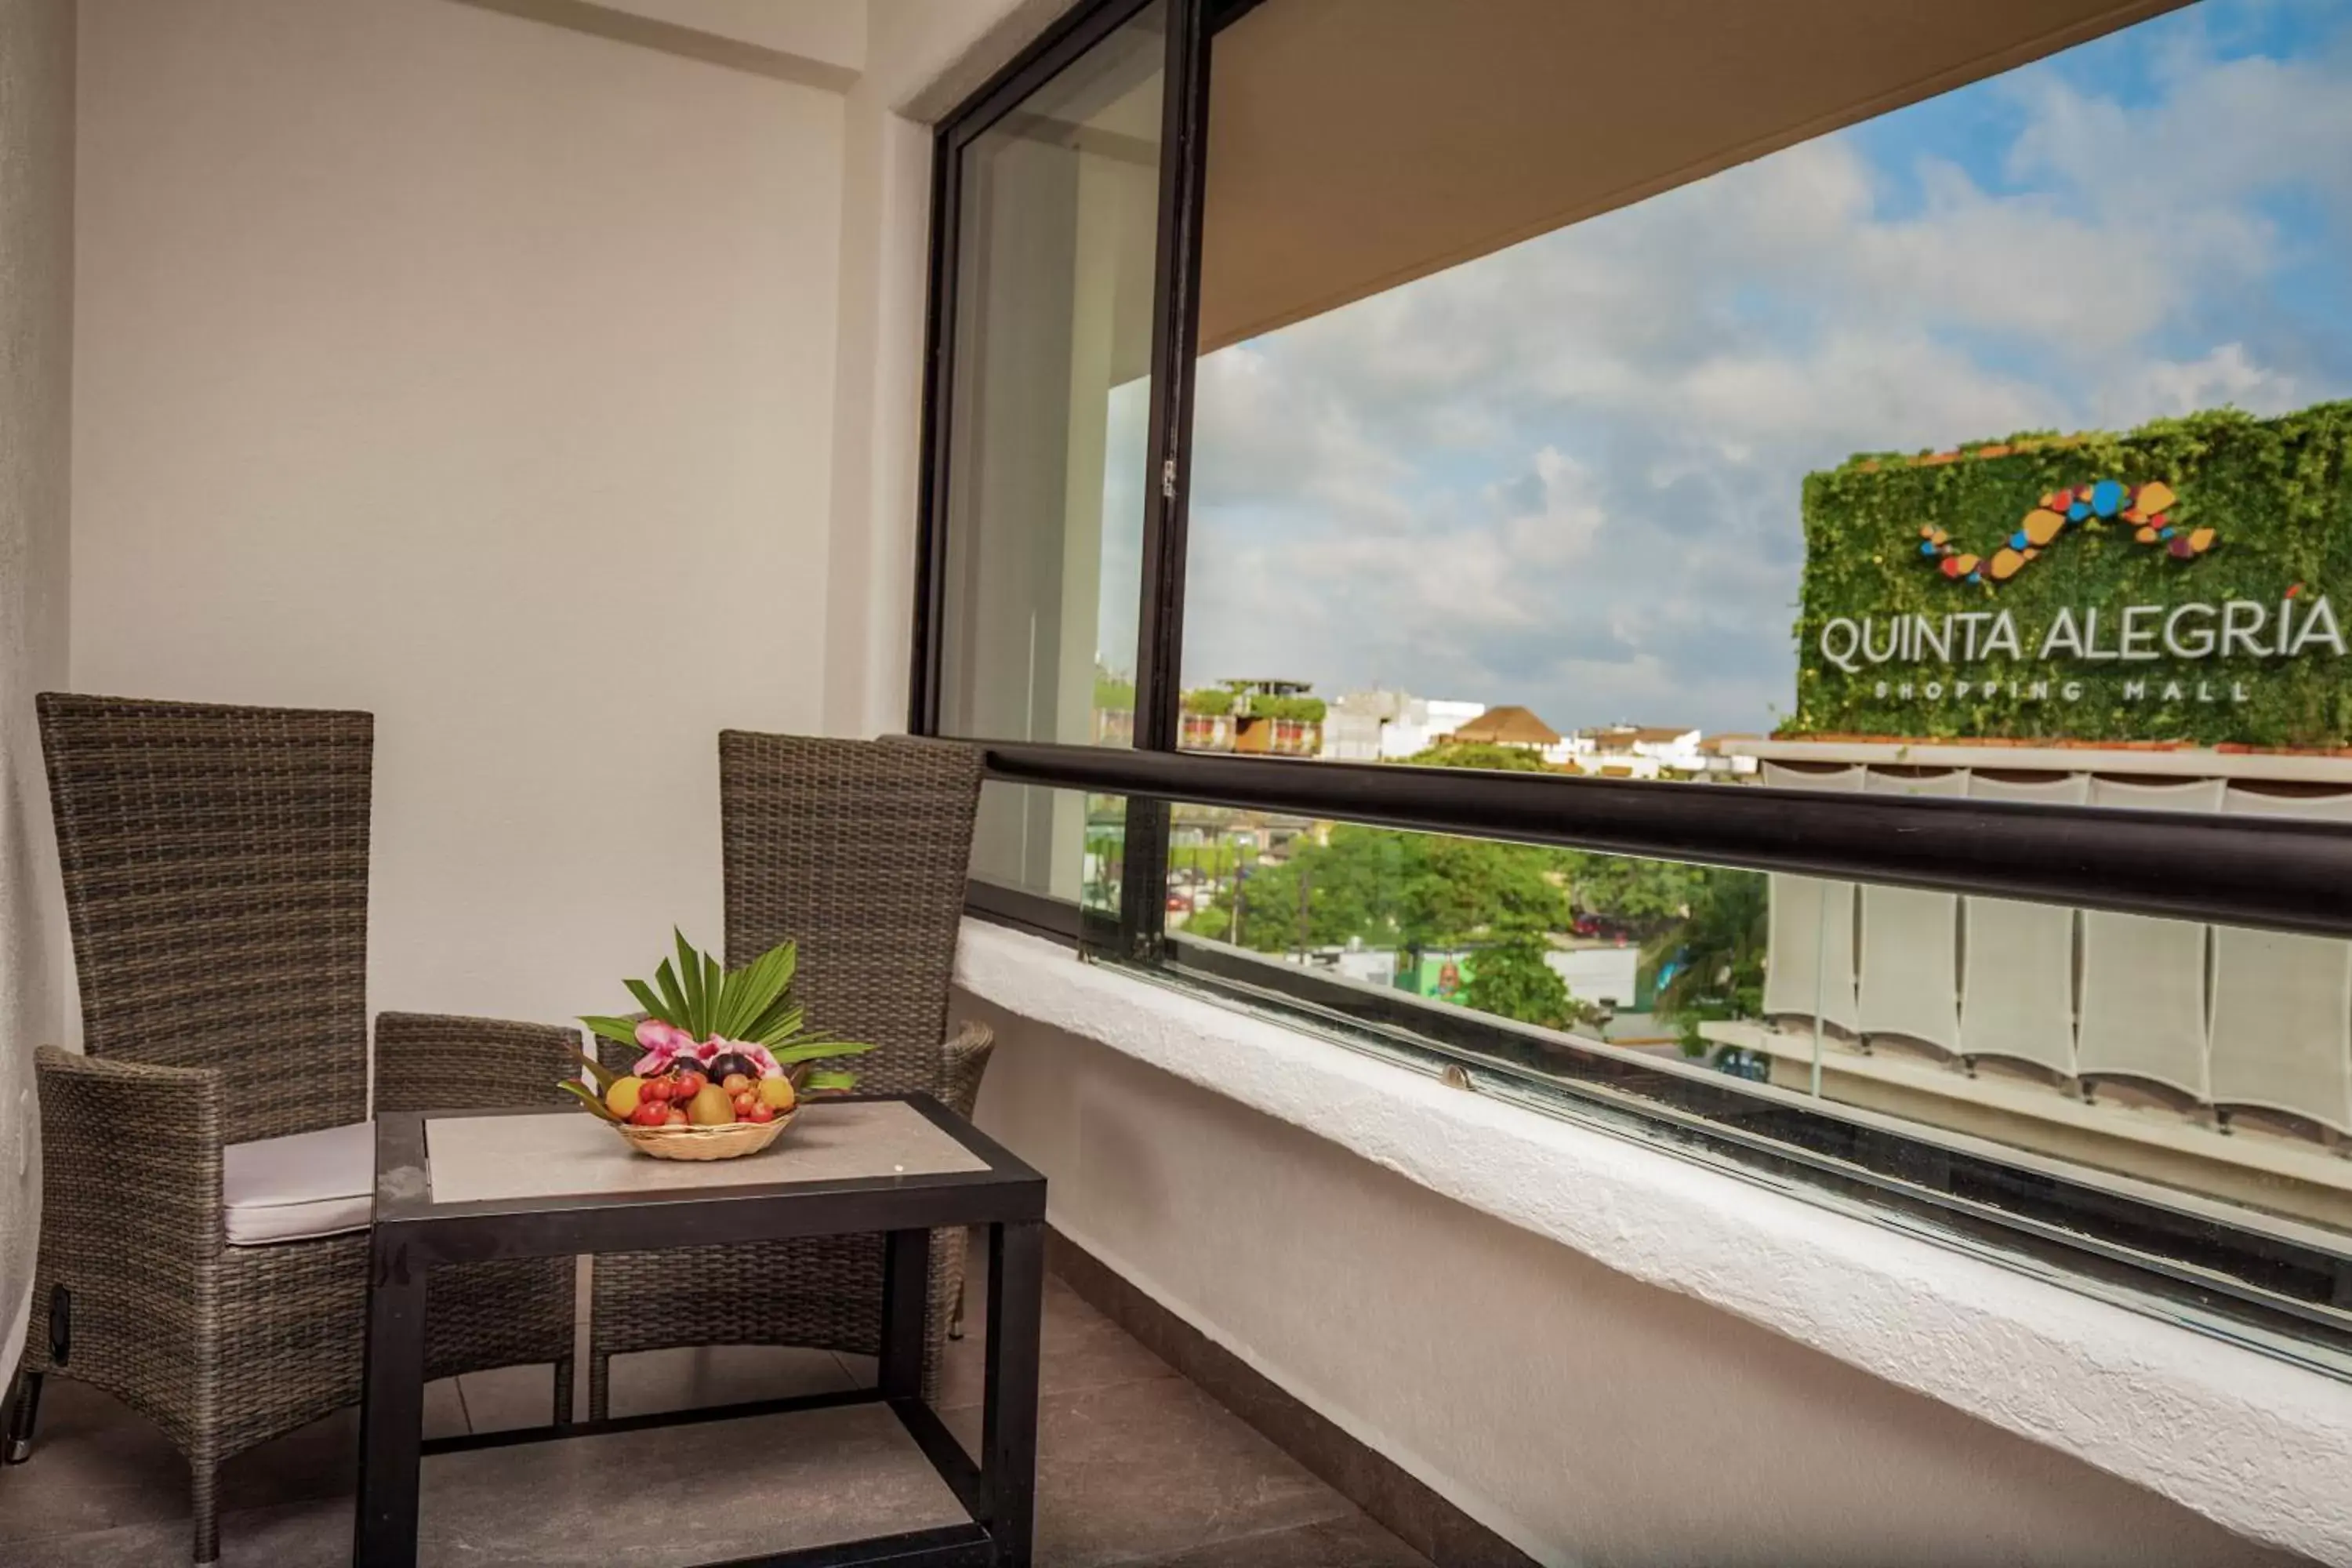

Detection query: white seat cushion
(222, 1120), (373, 1246)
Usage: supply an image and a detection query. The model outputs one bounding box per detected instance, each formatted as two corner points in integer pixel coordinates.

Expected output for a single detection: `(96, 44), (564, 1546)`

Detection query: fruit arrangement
(595, 1044), (802, 1128)
(561, 931), (871, 1157)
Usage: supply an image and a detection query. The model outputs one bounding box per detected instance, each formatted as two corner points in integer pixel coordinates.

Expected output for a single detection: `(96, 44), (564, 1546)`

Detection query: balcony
(2, 2), (2349, 1567)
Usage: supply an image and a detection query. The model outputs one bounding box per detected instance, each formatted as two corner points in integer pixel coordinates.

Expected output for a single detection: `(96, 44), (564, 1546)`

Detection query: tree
(1403, 833), (1567, 948)
(1646, 867), (1769, 1055)
(1193, 825), (1417, 955)
(1463, 926), (1576, 1029)
(1402, 741), (1555, 773)
(1554, 851), (1704, 935)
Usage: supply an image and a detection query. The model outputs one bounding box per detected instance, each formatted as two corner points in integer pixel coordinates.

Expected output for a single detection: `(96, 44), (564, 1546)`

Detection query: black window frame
(909, 0), (2352, 1371)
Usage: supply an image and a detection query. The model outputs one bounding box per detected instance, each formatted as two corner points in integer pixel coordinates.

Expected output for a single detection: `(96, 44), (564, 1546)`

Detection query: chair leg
(949, 1276), (967, 1341)
(3, 1369), (42, 1463)
(586, 1352), (612, 1423)
(552, 1356), (574, 1428)
(191, 1450), (220, 1566)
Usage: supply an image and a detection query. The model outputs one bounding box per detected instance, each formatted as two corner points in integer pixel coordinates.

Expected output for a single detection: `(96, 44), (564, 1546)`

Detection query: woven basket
(614, 1112), (793, 1161)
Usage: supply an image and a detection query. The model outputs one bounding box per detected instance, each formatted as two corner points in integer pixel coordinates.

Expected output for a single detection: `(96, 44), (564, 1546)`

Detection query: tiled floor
(0, 1247), (1428, 1566)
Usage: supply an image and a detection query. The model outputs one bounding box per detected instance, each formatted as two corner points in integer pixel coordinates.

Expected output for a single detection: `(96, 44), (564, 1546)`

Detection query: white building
(1316, 689), (1486, 761)
(1546, 945), (1641, 1009)
(1562, 724), (1700, 777)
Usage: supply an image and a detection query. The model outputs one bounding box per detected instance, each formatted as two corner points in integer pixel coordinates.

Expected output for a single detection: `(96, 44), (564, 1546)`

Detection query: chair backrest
(37, 693), (371, 1138)
(717, 731), (983, 1098)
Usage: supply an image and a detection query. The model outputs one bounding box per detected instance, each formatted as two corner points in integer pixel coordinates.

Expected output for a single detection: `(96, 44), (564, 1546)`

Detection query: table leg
(354, 1232), (427, 1567)
(877, 1228), (931, 1402)
(982, 1220), (1042, 1567)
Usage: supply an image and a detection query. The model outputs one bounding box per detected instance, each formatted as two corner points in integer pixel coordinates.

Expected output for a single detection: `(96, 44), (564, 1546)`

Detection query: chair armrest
(374, 1012), (586, 1114)
(938, 1020), (995, 1120)
(36, 1045), (225, 1265)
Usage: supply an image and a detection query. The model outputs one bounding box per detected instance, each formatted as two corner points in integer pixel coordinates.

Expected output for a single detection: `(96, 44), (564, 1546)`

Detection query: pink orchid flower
(731, 1041), (784, 1080)
(691, 1037), (782, 1080)
(630, 1019), (704, 1077)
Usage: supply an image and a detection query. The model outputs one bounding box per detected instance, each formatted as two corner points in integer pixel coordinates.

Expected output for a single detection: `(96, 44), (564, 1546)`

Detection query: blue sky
(1152, 0), (2352, 736)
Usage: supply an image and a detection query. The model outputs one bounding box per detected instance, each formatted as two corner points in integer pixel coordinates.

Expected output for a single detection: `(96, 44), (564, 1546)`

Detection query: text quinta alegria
(1817, 596), (2346, 677)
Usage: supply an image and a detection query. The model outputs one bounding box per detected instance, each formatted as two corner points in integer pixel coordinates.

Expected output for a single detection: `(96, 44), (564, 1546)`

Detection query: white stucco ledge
(955, 918), (2352, 1566)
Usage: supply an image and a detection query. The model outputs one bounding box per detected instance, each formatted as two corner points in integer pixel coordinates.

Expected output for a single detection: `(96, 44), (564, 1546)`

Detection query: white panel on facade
(1761, 763), (1864, 1035)
(2210, 788), (2352, 1134)
(1958, 773), (2087, 1076)
(2078, 777), (2225, 1100)
(1857, 770), (1967, 1053)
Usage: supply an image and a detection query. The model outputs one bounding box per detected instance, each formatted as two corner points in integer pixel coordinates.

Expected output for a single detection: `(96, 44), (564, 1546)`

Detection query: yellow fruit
(688, 1082), (735, 1126)
(757, 1076), (796, 1112)
(604, 1076), (644, 1120)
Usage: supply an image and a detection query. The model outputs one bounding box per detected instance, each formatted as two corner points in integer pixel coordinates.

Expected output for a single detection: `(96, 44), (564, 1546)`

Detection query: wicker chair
(5, 695), (575, 1565)
(586, 731), (989, 1416)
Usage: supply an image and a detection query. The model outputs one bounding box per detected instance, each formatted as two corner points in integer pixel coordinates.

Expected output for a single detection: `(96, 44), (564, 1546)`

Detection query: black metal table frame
(355, 1094), (1047, 1567)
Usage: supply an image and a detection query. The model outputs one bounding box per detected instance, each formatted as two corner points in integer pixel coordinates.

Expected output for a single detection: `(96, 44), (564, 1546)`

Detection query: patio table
(354, 1095), (1045, 1567)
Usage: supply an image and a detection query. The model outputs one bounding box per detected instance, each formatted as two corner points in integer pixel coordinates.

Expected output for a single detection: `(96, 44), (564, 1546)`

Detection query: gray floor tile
(4, 1252), (1425, 1568)
(1134, 1512), (1435, 1567)
(579, 1344), (856, 1424)
(936, 1274), (1178, 1413)
(0, 1377), (463, 1544)
(16, 1405), (964, 1567)
(416, 1402), (963, 1566)
(942, 1377), (1359, 1568)
(452, 1361), (570, 1435)
(4, 1496), (347, 1567)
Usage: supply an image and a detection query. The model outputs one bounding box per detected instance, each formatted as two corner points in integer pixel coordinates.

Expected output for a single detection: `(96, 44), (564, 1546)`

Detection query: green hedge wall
(1788, 400), (2352, 747)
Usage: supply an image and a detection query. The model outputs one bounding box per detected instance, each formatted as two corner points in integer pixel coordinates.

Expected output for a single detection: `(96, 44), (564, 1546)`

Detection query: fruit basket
(563, 931), (871, 1162)
(616, 1112), (793, 1161)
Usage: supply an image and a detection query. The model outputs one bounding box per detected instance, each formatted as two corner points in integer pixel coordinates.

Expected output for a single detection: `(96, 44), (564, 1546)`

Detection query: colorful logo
(1916, 479), (2212, 586)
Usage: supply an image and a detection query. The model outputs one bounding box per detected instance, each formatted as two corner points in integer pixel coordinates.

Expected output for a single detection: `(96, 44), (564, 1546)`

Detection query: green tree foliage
(1463, 926), (1575, 1030)
(1181, 738), (1761, 1049)
(1094, 672), (1136, 712)
(1251, 694), (1328, 723)
(1553, 851), (1703, 935)
(1403, 741), (1555, 772)
(1646, 869), (1769, 1054)
(1403, 834), (1568, 947)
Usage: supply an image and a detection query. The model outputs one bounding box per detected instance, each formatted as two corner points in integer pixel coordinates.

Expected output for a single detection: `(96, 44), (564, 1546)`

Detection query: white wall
(0, 0), (74, 1388)
(69, 0), (850, 1029)
(961, 991), (2311, 1568)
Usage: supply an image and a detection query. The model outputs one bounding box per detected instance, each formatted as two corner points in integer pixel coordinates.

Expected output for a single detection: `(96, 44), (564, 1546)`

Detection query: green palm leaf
(597, 932), (856, 1091)
(746, 998), (803, 1048)
(557, 1080), (622, 1120)
(719, 942), (795, 1040)
(623, 979), (669, 1025)
(768, 1039), (874, 1064)
(650, 960), (689, 1026)
(581, 1015), (643, 1052)
(673, 931), (707, 1036)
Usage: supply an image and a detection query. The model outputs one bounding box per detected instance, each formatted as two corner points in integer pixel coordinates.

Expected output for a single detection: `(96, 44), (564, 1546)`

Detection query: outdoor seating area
(0, 695), (1426, 1566)
(5, 2), (2350, 1566)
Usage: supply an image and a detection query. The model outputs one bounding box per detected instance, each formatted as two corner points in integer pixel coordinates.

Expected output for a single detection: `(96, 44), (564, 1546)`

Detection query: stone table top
(423, 1099), (989, 1206)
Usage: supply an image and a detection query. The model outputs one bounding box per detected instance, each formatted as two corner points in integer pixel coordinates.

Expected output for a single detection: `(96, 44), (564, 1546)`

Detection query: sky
(1131, 0), (2352, 737)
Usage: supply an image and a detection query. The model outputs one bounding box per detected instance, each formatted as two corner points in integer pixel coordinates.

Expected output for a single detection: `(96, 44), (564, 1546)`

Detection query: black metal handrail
(967, 739), (2352, 938)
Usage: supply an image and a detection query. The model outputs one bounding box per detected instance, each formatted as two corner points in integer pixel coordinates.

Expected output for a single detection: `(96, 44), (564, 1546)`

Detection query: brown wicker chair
(585, 731), (989, 1416)
(5, 695), (575, 1565)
